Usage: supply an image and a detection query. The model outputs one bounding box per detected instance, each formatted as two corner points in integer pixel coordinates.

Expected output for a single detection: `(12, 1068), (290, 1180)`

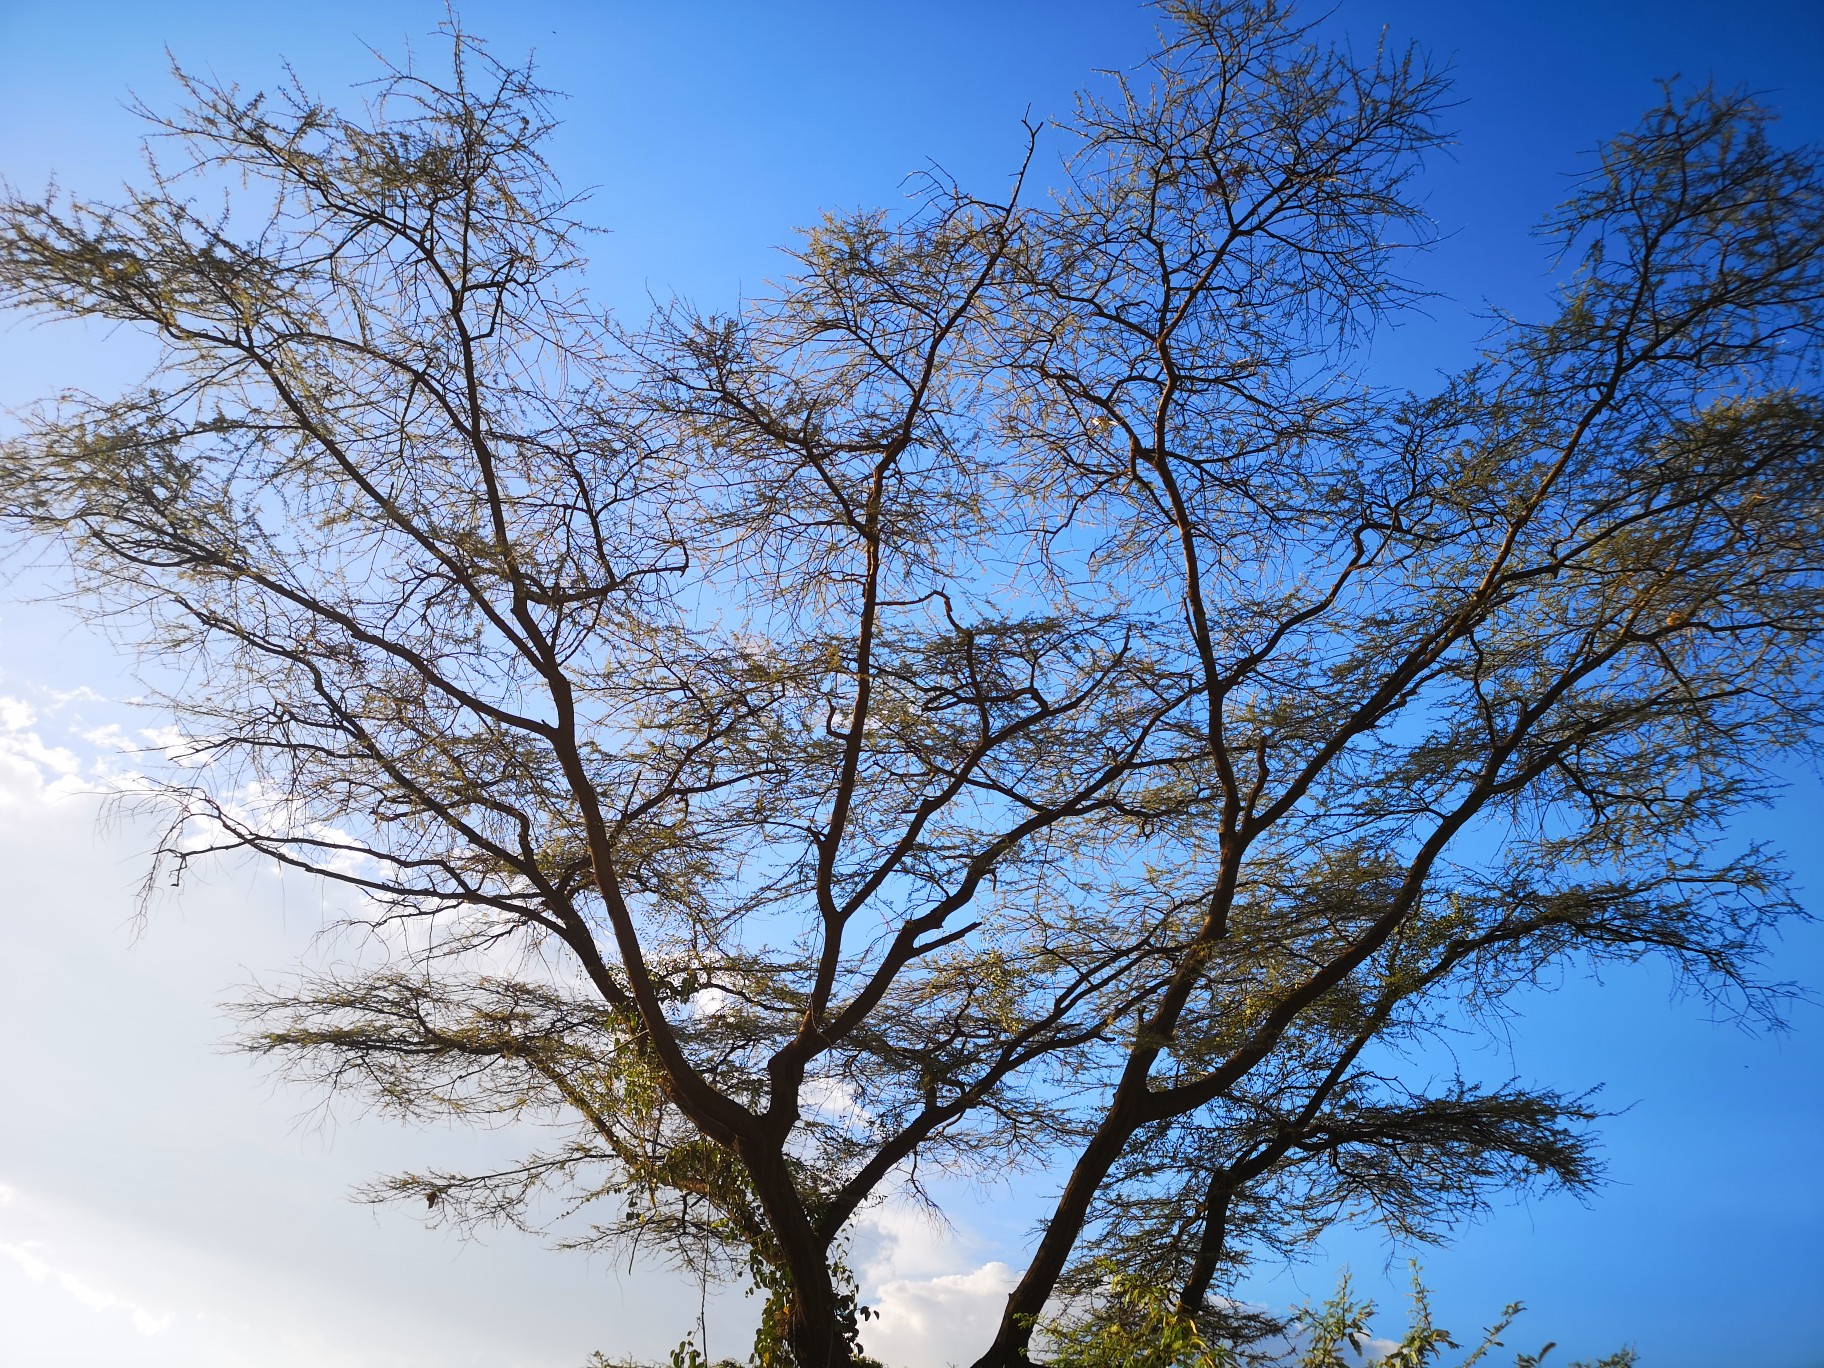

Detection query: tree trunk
(738, 1139), (852, 1368)
(1176, 1182), (1233, 1313)
(966, 1107), (1141, 1368)
(785, 1287), (851, 1368)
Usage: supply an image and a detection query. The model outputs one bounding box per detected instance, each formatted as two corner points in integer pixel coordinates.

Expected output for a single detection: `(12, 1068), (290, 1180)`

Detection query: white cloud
(847, 1200), (1021, 1368)
(853, 1200), (978, 1288)
(0, 752), (753, 1368)
(690, 985), (732, 1016)
(0, 1237), (174, 1335)
(801, 1074), (875, 1129)
(0, 685), (139, 806)
(864, 1260), (1020, 1368)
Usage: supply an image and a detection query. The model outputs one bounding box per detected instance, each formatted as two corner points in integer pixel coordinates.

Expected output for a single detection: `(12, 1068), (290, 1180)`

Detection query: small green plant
(580, 1343), (741, 1368)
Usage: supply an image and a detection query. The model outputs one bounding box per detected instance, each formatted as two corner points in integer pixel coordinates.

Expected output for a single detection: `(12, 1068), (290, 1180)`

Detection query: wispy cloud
(0, 1234), (174, 1336)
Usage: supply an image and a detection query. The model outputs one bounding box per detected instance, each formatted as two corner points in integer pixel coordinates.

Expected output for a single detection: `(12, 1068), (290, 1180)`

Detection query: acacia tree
(2, 3), (1820, 1365)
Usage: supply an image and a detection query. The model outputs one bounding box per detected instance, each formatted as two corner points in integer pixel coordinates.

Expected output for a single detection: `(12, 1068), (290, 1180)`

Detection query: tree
(1, 2), (1819, 1364)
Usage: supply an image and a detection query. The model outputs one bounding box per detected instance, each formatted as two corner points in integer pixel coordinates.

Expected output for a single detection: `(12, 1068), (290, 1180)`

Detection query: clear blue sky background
(1, 3), (1820, 1366)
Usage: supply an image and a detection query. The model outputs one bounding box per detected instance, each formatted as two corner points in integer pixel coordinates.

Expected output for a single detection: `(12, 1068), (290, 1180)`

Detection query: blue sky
(1, 3), (1820, 1366)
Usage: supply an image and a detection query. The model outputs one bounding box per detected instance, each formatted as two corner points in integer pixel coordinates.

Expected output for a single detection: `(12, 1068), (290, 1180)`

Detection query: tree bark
(1177, 1182), (1233, 1313)
(966, 1097), (1144, 1368)
(739, 1140), (851, 1368)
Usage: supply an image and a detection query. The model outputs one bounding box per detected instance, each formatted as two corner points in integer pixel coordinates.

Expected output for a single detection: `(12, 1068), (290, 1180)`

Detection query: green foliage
(1042, 1262), (1632, 1368)
(740, 1244), (880, 1368)
(1042, 1261), (1239, 1368)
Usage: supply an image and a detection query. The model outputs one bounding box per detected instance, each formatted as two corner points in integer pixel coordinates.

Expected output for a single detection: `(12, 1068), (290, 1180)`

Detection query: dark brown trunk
(1176, 1182), (1233, 1313)
(737, 1139), (851, 1368)
(965, 1102), (1142, 1368)
(785, 1287), (851, 1368)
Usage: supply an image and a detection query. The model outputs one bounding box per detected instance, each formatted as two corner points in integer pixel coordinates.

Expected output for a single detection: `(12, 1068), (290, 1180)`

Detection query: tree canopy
(1, 3), (1819, 1365)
